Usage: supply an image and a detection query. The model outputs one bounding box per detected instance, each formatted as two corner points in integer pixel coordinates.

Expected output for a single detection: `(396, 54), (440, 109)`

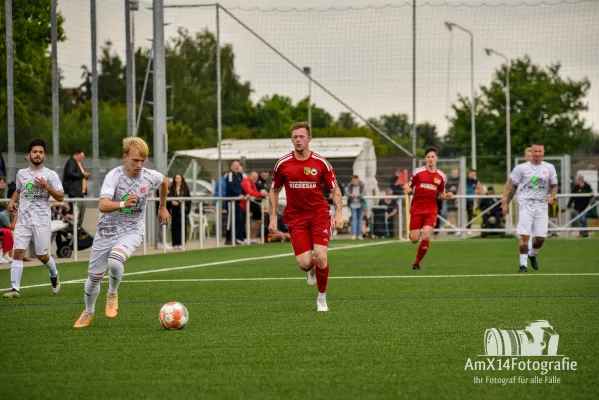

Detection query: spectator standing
(466, 169), (483, 232)
(256, 171), (270, 192)
(563, 175), (594, 237)
(168, 173), (191, 249)
(446, 168), (459, 233)
(0, 176), (7, 212)
(226, 160), (246, 245)
(62, 149), (91, 228)
(346, 175), (366, 240)
(241, 171), (268, 241)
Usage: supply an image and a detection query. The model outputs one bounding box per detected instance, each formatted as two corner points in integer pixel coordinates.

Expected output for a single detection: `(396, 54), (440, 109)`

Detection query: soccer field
(1, 238), (598, 399)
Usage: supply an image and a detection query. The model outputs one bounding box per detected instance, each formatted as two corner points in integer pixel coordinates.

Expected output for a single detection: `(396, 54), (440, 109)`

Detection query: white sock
(528, 247), (539, 257)
(84, 274), (102, 314)
(44, 256), (58, 278)
(10, 259), (24, 291)
(519, 254), (528, 267)
(107, 251), (126, 295)
(317, 292), (326, 300)
(528, 236), (533, 252)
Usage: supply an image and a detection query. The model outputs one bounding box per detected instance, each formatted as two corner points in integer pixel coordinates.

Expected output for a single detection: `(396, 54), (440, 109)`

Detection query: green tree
(449, 56), (594, 174)
(0, 0), (65, 149)
(336, 112), (357, 130)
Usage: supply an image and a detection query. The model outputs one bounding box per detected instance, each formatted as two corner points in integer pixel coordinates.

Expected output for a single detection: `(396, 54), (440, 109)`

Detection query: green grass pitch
(1, 238), (598, 399)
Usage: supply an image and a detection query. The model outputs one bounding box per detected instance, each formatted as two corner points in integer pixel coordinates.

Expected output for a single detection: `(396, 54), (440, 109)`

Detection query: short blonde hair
(123, 137), (149, 158)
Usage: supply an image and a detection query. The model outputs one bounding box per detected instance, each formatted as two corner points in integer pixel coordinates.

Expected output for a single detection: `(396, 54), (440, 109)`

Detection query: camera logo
(484, 320), (559, 356)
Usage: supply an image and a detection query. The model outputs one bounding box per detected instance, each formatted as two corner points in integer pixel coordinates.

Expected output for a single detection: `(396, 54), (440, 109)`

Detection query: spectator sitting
(0, 209), (16, 263)
(479, 186), (502, 237)
(378, 188), (399, 238)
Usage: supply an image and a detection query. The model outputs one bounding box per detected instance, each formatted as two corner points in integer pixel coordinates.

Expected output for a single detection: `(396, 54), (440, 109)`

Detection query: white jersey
(96, 166), (164, 238)
(510, 161), (558, 203)
(15, 167), (64, 228)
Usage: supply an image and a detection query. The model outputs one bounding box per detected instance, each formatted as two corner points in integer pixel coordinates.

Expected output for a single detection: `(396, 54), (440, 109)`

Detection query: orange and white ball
(159, 302), (189, 330)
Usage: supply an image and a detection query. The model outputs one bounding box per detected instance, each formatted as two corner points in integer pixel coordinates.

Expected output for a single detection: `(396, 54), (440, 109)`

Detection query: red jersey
(409, 166), (447, 215)
(272, 151), (339, 221)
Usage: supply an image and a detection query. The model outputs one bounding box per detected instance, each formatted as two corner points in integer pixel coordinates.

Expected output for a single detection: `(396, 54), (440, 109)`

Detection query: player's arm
(501, 178), (511, 202)
(332, 186), (343, 215)
(7, 190), (20, 215)
(503, 181), (518, 205)
(268, 186), (281, 221)
(157, 175), (170, 224)
(34, 176), (64, 202)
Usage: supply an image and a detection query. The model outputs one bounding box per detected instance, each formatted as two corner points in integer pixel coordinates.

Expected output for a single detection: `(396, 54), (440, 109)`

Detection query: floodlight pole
(304, 66), (312, 127)
(484, 48), (511, 179)
(445, 21), (476, 170)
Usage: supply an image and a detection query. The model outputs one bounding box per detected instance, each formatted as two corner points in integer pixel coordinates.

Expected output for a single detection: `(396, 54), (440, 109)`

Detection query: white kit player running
(4, 139), (65, 298)
(502, 143), (558, 272)
(74, 138), (170, 328)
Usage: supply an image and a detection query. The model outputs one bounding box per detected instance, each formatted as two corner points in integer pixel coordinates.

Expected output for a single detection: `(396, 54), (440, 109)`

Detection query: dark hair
(532, 142), (544, 147)
(168, 173), (190, 197)
(229, 159), (240, 168)
(424, 147), (438, 156)
(73, 148), (85, 155)
(290, 121), (311, 136)
(469, 169), (477, 173)
(352, 175), (359, 179)
(27, 138), (47, 153)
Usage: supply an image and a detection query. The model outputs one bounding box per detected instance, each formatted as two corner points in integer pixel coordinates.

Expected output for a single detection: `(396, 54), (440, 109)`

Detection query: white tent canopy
(171, 137), (379, 195)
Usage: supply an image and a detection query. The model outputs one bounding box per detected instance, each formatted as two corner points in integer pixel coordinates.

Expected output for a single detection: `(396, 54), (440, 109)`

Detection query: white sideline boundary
(2, 273), (599, 292)
(0, 241), (395, 292)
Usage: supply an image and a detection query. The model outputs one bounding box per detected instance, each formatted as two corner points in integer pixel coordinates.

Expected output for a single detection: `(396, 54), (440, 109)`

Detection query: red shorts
(286, 213), (332, 256)
(409, 213), (437, 231)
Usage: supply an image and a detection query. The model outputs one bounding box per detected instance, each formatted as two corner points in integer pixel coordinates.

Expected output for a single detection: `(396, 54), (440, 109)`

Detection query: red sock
(310, 257), (316, 270)
(415, 240), (430, 265)
(315, 264), (330, 294)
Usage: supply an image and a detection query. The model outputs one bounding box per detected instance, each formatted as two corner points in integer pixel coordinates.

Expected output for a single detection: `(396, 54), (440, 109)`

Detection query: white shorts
(13, 224), (52, 256)
(88, 233), (143, 275)
(517, 201), (549, 238)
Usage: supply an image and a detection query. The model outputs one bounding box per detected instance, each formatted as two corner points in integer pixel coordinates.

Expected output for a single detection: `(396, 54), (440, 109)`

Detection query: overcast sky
(58, 0), (599, 136)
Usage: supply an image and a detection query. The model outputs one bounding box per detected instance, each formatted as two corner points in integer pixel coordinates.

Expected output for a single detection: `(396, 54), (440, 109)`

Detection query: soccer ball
(159, 301), (189, 330)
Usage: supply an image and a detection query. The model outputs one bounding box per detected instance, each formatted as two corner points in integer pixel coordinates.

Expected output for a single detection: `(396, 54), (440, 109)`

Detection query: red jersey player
(405, 147), (453, 270)
(269, 122), (344, 312)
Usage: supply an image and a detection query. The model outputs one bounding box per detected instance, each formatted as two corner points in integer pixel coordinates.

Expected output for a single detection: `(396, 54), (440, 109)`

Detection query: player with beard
(4, 139), (65, 298)
(269, 122), (343, 312)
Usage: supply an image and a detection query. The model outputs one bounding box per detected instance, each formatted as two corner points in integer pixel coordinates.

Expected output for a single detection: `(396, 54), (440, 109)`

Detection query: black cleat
(528, 256), (539, 270)
(518, 265), (527, 273)
(412, 264), (421, 270)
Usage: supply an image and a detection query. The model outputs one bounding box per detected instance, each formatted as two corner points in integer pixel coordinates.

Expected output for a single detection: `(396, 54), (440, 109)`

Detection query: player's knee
(13, 249), (26, 260)
(314, 252), (327, 267)
(409, 232), (420, 243)
(37, 254), (50, 264)
(107, 251), (126, 274)
(297, 258), (312, 271)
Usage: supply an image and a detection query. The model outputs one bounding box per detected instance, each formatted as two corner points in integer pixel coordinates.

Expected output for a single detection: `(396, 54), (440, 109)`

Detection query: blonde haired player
(74, 138), (170, 328)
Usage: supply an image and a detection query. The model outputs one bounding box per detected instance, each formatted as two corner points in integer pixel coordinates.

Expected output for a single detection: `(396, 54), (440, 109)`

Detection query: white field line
(0, 241), (394, 292)
(4, 272), (599, 292)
